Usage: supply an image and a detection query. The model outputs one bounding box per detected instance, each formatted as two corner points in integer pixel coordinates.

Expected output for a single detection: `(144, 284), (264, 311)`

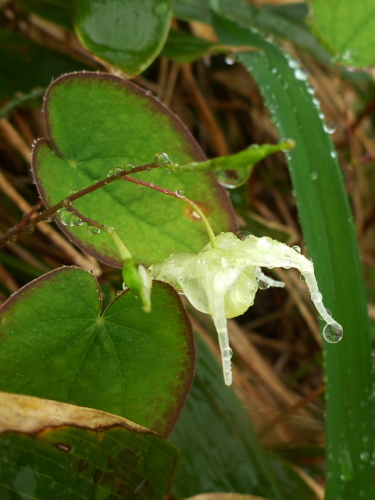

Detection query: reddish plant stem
(0, 162), (157, 247)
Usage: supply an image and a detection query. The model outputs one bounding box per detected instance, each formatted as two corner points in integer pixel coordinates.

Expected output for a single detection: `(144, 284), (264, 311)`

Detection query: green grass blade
(213, 9), (375, 500)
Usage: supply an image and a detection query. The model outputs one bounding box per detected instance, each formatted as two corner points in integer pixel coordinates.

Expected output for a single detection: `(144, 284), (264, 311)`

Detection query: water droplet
(154, 152), (170, 166)
(70, 215), (83, 227)
(215, 168), (251, 189)
(23, 223), (35, 234)
(116, 290), (122, 296)
(324, 122), (336, 134)
(113, 166), (124, 175)
(256, 236), (273, 252)
(257, 279), (270, 290)
(222, 347), (233, 358)
(175, 189), (185, 197)
(138, 184), (145, 190)
(59, 209), (73, 226)
(69, 188), (79, 195)
(106, 226), (114, 233)
(294, 68), (309, 80)
(288, 58), (299, 69)
(292, 245), (301, 253)
(360, 451), (370, 461)
(300, 274), (306, 282)
(312, 291), (323, 302)
(89, 269), (95, 274)
(124, 163), (134, 172)
(339, 446), (354, 481)
(150, 183), (155, 188)
(330, 151), (338, 159)
(107, 169), (114, 177)
(236, 231), (252, 240)
(323, 323), (343, 343)
(310, 171), (318, 180)
(225, 55), (236, 65)
(87, 224), (100, 235)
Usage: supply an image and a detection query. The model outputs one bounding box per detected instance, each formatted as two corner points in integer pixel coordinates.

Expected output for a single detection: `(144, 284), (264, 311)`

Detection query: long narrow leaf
(212, 6), (374, 500)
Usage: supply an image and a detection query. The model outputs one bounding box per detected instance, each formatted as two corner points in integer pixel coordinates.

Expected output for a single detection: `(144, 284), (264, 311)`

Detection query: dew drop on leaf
(175, 189), (185, 197)
(324, 122), (336, 134)
(154, 152), (170, 166)
(87, 224), (100, 235)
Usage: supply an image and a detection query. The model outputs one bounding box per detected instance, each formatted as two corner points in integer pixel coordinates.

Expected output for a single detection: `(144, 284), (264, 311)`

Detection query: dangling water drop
(107, 169), (114, 177)
(23, 223), (35, 234)
(87, 224), (100, 235)
(323, 323), (343, 343)
(59, 209), (73, 226)
(124, 163), (135, 172)
(257, 279), (270, 290)
(175, 189), (185, 197)
(154, 152), (170, 166)
(215, 168), (251, 189)
(292, 245), (301, 253)
(70, 215), (83, 227)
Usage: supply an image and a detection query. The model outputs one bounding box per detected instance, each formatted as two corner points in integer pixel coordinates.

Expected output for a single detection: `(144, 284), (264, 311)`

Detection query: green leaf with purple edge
(0, 266), (194, 437)
(32, 72), (236, 267)
(74, 0), (172, 76)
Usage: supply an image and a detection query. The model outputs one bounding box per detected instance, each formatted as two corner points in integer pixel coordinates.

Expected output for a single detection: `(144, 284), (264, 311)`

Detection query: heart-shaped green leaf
(32, 72), (236, 267)
(74, 0), (172, 76)
(0, 267), (194, 436)
(0, 392), (178, 499)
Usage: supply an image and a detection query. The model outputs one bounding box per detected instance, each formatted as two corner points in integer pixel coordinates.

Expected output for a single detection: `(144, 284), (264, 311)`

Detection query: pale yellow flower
(150, 232), (342, 385)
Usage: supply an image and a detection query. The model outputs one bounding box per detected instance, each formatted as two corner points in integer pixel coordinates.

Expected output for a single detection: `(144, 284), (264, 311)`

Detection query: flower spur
(150, 231), (343, 386)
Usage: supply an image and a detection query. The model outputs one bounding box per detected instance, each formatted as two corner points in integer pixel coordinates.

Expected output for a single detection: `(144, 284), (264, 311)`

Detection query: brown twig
(258, 384), (325, 438)
(181, 63), (230, 156)
(0, 163), (156, 247)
